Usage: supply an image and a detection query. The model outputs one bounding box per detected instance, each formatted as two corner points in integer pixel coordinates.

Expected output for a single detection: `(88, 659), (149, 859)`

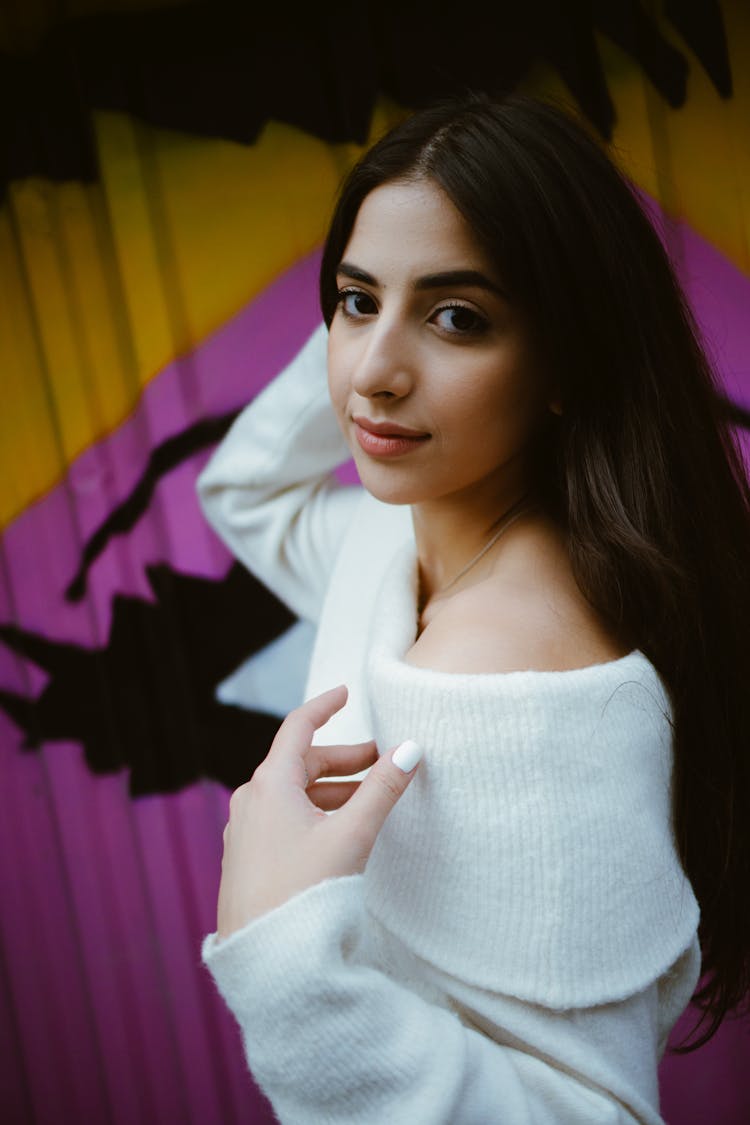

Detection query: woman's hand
(216, 684), (423, 940)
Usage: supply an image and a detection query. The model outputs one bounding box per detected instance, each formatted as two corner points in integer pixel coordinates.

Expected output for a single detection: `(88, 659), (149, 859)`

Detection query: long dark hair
(319, 92), (750, 1048)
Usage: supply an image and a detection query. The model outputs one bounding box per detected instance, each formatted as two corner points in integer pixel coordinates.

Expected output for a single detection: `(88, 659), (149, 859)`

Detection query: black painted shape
(665, 0), (733, 98)
(0, 0), (732, 200)
(594, 0), (688, 107)
(368, 4), (614, 134)
(0, 561), (294, 796)
(65, 408), (239, 603)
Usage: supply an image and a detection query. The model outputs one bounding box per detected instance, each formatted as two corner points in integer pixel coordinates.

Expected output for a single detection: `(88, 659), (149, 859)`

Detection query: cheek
(326, 346), (348, 418)
(446, 364), (544, 451)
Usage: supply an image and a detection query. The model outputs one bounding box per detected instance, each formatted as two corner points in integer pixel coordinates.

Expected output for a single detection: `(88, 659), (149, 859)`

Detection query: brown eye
(433, 304), (487, 336)
(337, 289), (377, 318)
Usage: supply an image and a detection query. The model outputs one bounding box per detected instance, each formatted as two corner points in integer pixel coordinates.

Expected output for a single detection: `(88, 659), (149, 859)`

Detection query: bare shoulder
(407, 521), (631, 675)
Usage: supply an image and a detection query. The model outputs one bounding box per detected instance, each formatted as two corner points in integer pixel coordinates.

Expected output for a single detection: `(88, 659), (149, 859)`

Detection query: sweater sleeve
(195, 321), (364, 623)
(202, 876), (675, 1125)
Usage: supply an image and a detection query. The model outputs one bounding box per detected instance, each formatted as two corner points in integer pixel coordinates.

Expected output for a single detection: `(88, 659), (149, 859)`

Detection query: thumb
(339, 739), (423, 856)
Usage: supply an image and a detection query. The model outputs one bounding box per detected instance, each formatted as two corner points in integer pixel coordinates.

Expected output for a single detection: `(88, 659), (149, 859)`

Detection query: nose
(350, 315), (415, 400)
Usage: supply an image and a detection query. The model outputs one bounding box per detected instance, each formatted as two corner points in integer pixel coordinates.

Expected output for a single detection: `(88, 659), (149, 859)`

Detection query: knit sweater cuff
(202, 873), (365, 1023)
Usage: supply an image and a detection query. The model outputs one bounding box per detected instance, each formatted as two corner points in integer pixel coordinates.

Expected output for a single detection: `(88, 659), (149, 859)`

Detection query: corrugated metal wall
(1, 3), (749, 1122)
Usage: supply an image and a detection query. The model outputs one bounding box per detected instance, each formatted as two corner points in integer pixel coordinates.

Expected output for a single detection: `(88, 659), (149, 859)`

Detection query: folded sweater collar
(361, 539), (699, 1008)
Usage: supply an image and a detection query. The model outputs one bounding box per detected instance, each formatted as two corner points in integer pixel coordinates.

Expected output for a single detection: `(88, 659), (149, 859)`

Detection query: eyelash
(335, 287), (489, 337)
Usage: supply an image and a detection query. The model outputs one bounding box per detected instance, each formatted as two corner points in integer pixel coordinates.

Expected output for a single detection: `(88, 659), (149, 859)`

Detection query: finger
(269, 684), (349, 767)
(305, 779), (361, 811)
(336, 739), (423, 852)
(305, 739), (378, 784)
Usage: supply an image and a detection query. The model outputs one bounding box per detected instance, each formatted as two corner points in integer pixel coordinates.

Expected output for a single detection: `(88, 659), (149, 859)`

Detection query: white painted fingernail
(392, 739), (423, 773)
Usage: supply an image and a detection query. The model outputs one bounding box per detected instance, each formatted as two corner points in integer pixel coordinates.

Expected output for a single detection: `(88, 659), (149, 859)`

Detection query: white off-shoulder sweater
(197, 322), (701, 1124)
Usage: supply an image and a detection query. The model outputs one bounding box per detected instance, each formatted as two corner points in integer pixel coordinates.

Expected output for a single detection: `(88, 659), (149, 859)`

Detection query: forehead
(342, 179), (495, 279)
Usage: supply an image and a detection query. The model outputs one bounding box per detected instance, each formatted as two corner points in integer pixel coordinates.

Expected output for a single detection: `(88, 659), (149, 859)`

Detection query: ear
(548, 398), (563, 416)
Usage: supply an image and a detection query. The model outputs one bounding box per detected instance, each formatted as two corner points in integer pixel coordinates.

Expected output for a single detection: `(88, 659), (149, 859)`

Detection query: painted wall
(1, 3), (749, 1121)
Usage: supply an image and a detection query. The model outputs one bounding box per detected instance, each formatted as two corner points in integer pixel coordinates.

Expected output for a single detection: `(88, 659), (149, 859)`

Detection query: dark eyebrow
(415, 270), (509, 299)
(336, 261), (509, 300)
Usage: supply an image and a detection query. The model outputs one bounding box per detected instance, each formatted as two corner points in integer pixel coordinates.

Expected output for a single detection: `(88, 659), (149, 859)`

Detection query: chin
(359, 482), (419, 507)
(354, 464), (423, 507)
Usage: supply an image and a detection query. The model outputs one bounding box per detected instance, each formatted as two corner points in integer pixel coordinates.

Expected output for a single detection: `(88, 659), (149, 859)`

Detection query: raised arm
(196, 322), (363, 623)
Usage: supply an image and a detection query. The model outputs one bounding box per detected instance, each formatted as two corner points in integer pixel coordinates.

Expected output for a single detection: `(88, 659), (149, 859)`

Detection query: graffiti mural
(1, 2), (749, 1122)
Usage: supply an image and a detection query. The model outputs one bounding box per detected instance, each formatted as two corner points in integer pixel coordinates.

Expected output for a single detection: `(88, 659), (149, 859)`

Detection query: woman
(198, 93), (750, 1123)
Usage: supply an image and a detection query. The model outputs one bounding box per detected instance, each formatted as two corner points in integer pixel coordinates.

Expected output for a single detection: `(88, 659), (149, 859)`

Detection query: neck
(411, 468), (535, 610)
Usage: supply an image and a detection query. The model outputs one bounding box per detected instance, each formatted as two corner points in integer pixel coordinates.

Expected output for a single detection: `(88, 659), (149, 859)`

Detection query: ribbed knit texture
(362, 541), (699, 1008)
(202, 873), (690, 1124)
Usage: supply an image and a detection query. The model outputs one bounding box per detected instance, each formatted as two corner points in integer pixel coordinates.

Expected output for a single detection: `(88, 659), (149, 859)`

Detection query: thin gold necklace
(416, 494), (537, 617)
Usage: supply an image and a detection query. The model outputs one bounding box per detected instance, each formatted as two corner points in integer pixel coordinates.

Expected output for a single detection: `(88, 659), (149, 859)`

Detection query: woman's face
(327, 177), (554, 509)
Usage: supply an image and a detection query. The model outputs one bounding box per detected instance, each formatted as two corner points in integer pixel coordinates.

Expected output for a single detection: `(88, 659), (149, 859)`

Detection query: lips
(352, 415), (429, 438)
(352, 419), (430, 459)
